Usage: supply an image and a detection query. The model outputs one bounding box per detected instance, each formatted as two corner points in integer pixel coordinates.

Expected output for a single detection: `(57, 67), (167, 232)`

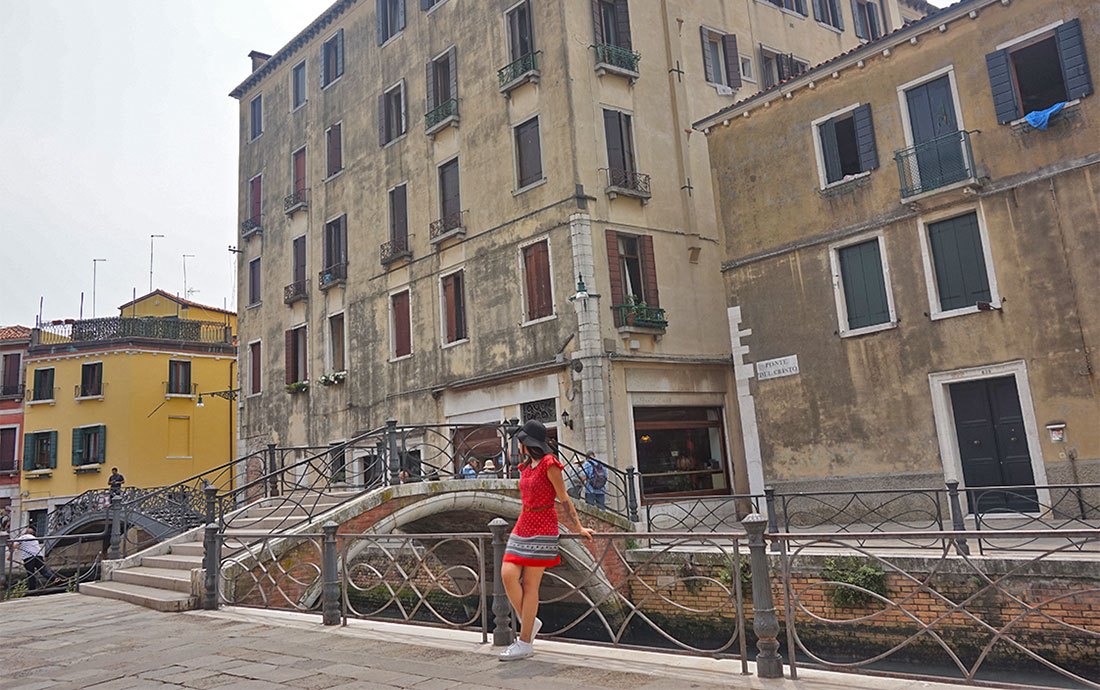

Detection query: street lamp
(195, 388), (240, 407)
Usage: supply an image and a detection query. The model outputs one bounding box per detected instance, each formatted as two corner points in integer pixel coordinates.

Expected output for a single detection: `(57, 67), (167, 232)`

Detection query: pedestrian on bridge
(108, 467), (125, 495)
(460, 457), (480, 479)
(499, 420), (593, 661)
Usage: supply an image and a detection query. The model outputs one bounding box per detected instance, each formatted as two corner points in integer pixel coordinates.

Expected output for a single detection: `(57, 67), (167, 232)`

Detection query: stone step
(80, 581), (197, 612)
(142, 554), (204, 571)
(225, 515), (304, 531)
(113, 566), (193, 594)
(169, 542), (205, 557)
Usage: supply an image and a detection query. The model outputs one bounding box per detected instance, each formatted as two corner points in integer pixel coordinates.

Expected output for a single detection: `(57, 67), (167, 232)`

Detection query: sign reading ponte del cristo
(755, 355), (799, 381)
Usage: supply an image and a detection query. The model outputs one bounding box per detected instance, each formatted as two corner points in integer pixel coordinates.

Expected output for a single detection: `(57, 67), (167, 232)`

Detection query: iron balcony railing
(594, 43), (641, 74)
(894, 129), (978, 198)
(429, 210), (465, 243)
(380, 235), (411, 265)
(241, 215), (262, 237)
(32, 317), (233, 347)
(283, 279), (308, 304)
(612, 304), (668, 329)
(0, 383), (23, 399)
(605, 167), (652, 199)
(318, 262), (347, 290)
(425, 98), (458, 132)
(283, 188), (308, 214)
(497, 51), (540, 90)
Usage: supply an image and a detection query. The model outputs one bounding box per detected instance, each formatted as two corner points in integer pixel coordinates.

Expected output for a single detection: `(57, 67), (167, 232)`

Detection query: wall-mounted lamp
(196, 388), (240, 407)
(561, 410), (574, 430)
(568, 274), (600, 306)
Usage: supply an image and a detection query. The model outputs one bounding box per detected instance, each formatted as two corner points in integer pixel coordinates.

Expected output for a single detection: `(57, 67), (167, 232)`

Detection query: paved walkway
(0, 594), (963, 690)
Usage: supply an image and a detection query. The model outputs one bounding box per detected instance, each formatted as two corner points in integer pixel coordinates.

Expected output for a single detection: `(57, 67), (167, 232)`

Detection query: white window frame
(247, 256), (262, 307)
(75, 360), (105, 401)
(0, 423), (21, 474)
(288, 323), (308, 384)
(28, 367), (55, 405)
(994, 20), (1078, 127)
(896, 65), (966, 150)
(504, 0), (532, 60)
(321, 30), (344, 91)
(382, 79), (407, 148)
(247, 172), (263, 220)
(166, 359), (194, 399)
(249, 93), (263, 142)
(739, 55), (756, 83)
(518, 235), (556, 326)
(828, 230), (898, 338)
(599, 105), (641, 175)
(436, 154), (461, 221)
(379, 0), (406, 47)
(388, 180), (409, 241)
(439, 267), (469, 349)
(916, 201), (1001, 321)
(810, 102), (873, 190)
(327, 311), (348, 373)
(324, 121), (344, 181)
(247, 339), (262, 397)
(927, 359), (1050, 514)
(700, 26), (728, 86)
(73, 423), (105, 468)
(291, 145), (307, 190)
(389, 287), (414, 362)
(425, 0), (450, 15)
(290, 60), (307, 112)
(511, 114), (546, 195)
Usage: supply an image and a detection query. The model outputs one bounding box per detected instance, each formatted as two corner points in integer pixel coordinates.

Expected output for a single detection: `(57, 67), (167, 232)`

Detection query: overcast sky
(0, 0), (953, 327)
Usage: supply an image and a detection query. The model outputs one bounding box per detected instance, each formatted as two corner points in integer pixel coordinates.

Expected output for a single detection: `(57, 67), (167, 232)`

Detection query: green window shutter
(852, 104), (878, 172)
(72, 428), (84, 466)
(984, 48), (1019, 124)
(819, 118), (842, 184)
(929, 213), (991, 311)
(49, 431), (58, 469)
(98, 426), (106, 463)
(1056, 19), (1092, 101)
(838, 240), (890, 330)
(23, 433), (35, 471)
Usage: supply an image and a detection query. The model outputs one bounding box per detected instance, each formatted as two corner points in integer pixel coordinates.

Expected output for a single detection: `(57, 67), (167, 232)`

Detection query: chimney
(249, 50), (272, 72)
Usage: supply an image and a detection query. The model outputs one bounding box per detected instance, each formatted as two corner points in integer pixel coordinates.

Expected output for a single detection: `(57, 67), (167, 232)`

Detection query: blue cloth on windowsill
(1024, 102), (1067, 130)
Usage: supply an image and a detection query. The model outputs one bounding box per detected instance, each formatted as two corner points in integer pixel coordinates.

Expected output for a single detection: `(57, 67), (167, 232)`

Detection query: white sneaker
(532, 617), (543, 638)
(498, 639), (533, 661)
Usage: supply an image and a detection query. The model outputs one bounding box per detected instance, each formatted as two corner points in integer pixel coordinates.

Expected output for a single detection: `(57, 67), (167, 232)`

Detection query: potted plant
(285, 381), (309, 394)
(317, 372), (346, 386)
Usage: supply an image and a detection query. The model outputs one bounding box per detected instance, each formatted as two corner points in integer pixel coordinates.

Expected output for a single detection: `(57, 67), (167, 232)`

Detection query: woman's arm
(547, 464), (594, 540)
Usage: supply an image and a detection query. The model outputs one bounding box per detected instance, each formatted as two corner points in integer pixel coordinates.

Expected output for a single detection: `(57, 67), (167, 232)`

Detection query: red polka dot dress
(503, 454), (563, 567)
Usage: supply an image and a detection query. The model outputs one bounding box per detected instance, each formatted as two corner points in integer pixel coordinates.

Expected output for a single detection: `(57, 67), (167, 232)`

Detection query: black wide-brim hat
(514, 419), (553, 457)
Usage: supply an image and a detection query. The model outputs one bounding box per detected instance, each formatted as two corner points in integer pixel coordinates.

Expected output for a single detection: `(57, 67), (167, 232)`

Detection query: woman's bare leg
(518, 566), (546, 643)
(501, 561), (523, 617)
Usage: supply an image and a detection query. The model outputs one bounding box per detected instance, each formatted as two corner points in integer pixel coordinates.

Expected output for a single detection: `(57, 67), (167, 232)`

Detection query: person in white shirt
(12, 527), (54, 589)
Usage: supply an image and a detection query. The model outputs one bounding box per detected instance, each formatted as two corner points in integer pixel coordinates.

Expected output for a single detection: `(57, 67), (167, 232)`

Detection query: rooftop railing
(32, 317), (233, 347)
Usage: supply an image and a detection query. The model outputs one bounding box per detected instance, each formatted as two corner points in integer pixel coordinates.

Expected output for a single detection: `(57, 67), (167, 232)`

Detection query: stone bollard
(321, 522), (340, 625)
(945, 480), (971, 556)
(741, 513), (784, 679)
(204, 485), (218, 526)
(489, 518), (513, 647)
(202, 522), (221, 610)
(108, 492), (122, 560)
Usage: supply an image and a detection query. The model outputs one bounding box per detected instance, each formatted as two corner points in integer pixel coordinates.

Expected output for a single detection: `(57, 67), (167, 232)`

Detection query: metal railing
(429, 211), (465, 241)
(241, 215), (262, 237)
(553, 440), (639, 522)
(970, 483), (1100, 554)
(283, 279), (308, 304)
(318, 262), (347, 290)
(645, 494), (762, 532)
(593, 43), (641, 74)
(424, 98), (458, 131)
(604, 167), (651, 197)
(2, 530), (104, 598)
(380, 235), (411, 265)
(0, 383), (24, 398)
(283, 188), (308, 214)
(611, 304), (667, 329)
(497, 51), (540, 89)
(894, 129), (977, 198)
(33, 317), (233, 347)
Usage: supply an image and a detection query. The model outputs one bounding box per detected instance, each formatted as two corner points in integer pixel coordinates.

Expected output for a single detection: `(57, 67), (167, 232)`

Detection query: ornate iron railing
(611, 304), (667, 329)
(773, 487), (948, 550)
(604, 167), (651, 198)
(553, 440), (640, 522)
(645, 494), (762, 533)
(594, 43), (641, 74)
(894, 129), (977, 198)
(497, 51), (540, 90)
(46, 486), (150, 538)
(971, 483), (1100, 553)
(283, 279), (308, 304)
(318, 262), (347, 290)
(283, 188), (308, 214)
(380, 235), (411, 265)
(424, 98), (458, 131)
(33, 317), (233, 347)
(2, 531), (103, 598)
(429, 211), (465, 242)
(241, 215), (262, 237)
(0, 383), (24, 399)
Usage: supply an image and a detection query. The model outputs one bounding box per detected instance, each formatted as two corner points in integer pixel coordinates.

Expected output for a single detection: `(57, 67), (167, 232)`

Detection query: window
(606, 231), (659, 317)
(522, 240), (552, 321)
(421, 0), (445, 9)
(24, 431), (57, 470)
(740, 56), (755, 83)
(329, 442), (347, 483)
(292, 235), (307, 287)
(329, 314), (346, 372)
(72, 425), (106, 467)
(851, 0), (882, 40)
(700, 29), (742, 89)
(323, 215), (347, 271)
(813, 0), (844, 29)
(79, 362), (103, 398)
(634, 407), (729, 499)
(986, 20), (1092, 124)
(594, 0), (632, 49)
(249, 174), (262, 224)
(249, 341), (262, 395)
(923, 211), (995, 315)
(292, 147), (307, 196)
(814, 104), (879, 186)
(380, 81), (406, 145)
(249, 94), (262, 140)
(322, 29), (344, 87)
(507, 1), (535, 61)
(831, 235), (895, 335)
(32, 368), (54, 401)
(167, 360), (192, 395)
(391, 290), (412, 358)
(285, 326), (308, 384)
(2, 353), (21, 397)
(438, 158), (461, 225)
(514, 116), (543, 189)
(326, 123), (343, 177)
(759, 46), (808, 88)
(377, 0), (406, 44)
(292, 60), (307, 109)
(768, 0), (807, 16)
(441, 270), (467, 344)
(389, 184), (408, 244)
(248, 257), (261, 306)
(0, 427), (17, 472)
(603, 109), (636, 175)
(426, 47), (457, 127)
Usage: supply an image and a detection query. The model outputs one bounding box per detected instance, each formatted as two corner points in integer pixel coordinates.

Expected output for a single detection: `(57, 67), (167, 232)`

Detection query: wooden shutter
(866, 2), (880, 38)
(1056, 19), (1093, 101)
(851, 0), (867, 39)
(929, 213), (991, 312)
(391, 185), (408, 241)
(700, 27), (715, 83)
(293, 236), (306, 282)
(523, 0), (535, 55)
(420, 0), (433, 9)
(250, 176), (261, 219)
(516, 118), (542, 187)
(777, 53), (794, 81)
(443, 274), (459, 342)
(293, 149), (306, 193)
(250, 342), (261, 394)
(838, 240), (889, 329)
(376, 0), (386, 44)
(640, 235), (659, 308)
(613, 0), (631, 50)
(0, 429), (14, 470)
(72, 428), (84, 466)
(425, 60), (437, 113)
(819, 119), (842, 184)
(97, 426), (106, 463)
(285, 329), (296, 384)
(591, 0), (603, 42)
(440, 160), (460, 218)
(447, 46), (458, 104)
(321, 39), (328, 86)
(249, 259), (260, 304)
(603, 110), (626, 172)
(852, 104), (879, 172)
(397, 0), (406, 33)
(985, 49), (1019, 124)
(606, 230), (624, 306)
(337, 216), (347, 263)
(524, 241), (551, 320)
(3, 354), (19, 387)
(23, 433), (34, 471)
(335, 28), (344, 79)
(378, 93), (388, 145)
(811, 0), (825, 21)
(722, 34), (741, 88)
(48, 431), (57, 469)
(393, 292), (411, 357)
(327, 124), (341, 175)
(833, 0), (844, 30)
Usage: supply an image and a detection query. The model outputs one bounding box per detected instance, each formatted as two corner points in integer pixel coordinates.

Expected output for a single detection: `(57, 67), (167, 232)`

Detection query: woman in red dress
(499, 420), (593, 661)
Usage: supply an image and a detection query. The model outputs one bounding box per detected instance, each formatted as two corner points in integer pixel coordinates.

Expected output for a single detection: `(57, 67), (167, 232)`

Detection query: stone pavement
(0, 594), (963, 690)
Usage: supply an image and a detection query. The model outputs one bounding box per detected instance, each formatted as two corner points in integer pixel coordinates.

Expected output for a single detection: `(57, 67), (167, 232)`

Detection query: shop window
(633, 407), (728, 499)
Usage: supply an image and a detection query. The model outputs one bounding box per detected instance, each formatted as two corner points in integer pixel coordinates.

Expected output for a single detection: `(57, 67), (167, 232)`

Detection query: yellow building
(19, 291), (237, 530)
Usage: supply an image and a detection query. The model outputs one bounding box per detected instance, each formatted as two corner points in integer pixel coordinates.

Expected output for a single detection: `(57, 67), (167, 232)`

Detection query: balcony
(425, 98), (459, 136)
(380, 236), (412, 266)
(594, 43), (640, 81)
(0, 383), (24, 400)
(604, 167), (651, 203)
(498, 51), (541, 95)
(894, 130), (979, 200)
(284, 279), (308, 304)
(612, 304), (668, 333)
(429, 211), (466, 246)
(32, 317), (233, 348)
(284, 188), (309, 215)
(241, 216), (262, 239)
(318, 263), (347, 290)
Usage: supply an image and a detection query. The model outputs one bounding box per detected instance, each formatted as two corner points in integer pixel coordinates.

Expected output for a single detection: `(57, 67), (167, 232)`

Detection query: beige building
(696, 0), (1099, 507)
(230, 0), (926, 504)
